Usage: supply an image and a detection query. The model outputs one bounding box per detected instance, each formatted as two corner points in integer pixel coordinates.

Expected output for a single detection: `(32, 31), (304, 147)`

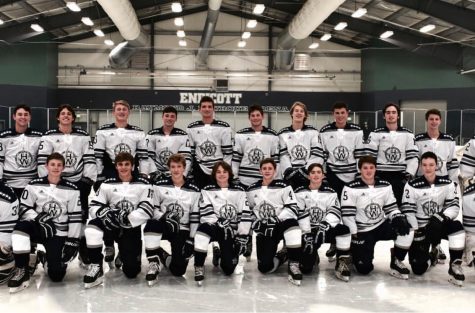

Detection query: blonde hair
(290, 101), (308, 122)
(112, 100), (130, 111)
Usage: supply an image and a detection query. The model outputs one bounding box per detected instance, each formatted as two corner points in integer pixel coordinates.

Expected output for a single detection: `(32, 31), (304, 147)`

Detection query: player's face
(384, 106), (399, 124)
(333, 108), (348, 126)
(249, 110), (263, 128)
(116, 160), (133, 177)
(199, 101), (214, 120)
(260, 163), (276, 180)
(215, 165), (230, 187)
(427, 114), (441, 131)
(13, 108), (31, 128)
(113, 104), (130, 123)
(308, 166), (324, 185)
(291, 105), (306, 123)
(421, 157), (437, 176)
(162, 112), (177, 128)
(169, 161), (185, 179)
(46, 159), (64, 177)
(58, 108), (74, 126)
(360, 163), (376, 181)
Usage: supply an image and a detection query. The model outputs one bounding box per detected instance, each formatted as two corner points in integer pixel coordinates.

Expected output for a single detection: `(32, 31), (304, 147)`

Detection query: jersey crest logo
(422, 200), (439, 216)
(42, 200), (63, 218)
(166, 202), (184, 219)
(384, 146), (401, 163)
(364, 202), (382, 220)
(436, 156), (443, 171)
(158, 148), (173, 165)
(64, 150), (78, 168)
(333, 145), (350, 162)
(199, 139), (217, 157)
(114, 143), (132, 155)
(248, 148), (265, 165)
(219, 203), (238, 221)
(257, 201), (276, 219)
(309, 206), (325, 224)
(114, 199), (135, 214)
(291, 144), (308, 161)
(15, 150), (33, 168)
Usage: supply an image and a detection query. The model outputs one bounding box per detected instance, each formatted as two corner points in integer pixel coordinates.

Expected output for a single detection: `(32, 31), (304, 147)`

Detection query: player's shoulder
(236, 127), (253, 134)
(464, 183), (475, 195)
(187, 121), (203, 128)
(98, 123), (115, 130)
(202, 183), (220, 191)
(28, 177), (48, 186)
(0, 183), (17, 202)
(277, 126), (292, 135)
(104, 177), (120, 184)
(294, 185), (309, 193)
(133, 177), (150, 185)
(375, 179), (391, 187)
(0, 129), (14, 137)
(302, 124), (318, 131)
(183, 181), (200, 192)
(127, 124), (143, 132)
(319, 123), (335, 133)
(321, 185), (337, 193)
(434, 176), (453, 186)
(44, 128), (61, 136)
(408, 176), (427, 188)
(212, 119), (230, 128)
(346, 123), (362, 131)
(247, 180), (262, 192)
(72, 127), (90, 136)
(439, 133), (455, 141)
(171, 128), (187, 136)
(229, 183), (245, 192)
(398, 126), (413, 134)
(415, 133), (429, 141)
(347, 179), (365, 188)
(59, 180), (78, 190)
(270, 179), (288, 189)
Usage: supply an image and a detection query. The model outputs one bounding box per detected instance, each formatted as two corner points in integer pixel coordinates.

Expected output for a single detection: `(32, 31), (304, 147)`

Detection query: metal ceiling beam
(384, 7), (411, 21)
(385, 0), (475, 33)
(17, 0), (39, 15)
(0, 0), (22, 6)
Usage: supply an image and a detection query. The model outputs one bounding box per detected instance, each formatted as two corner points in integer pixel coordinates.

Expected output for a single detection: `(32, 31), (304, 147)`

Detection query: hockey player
(278, 101), (324, 190)
(0, 181), (19, 286)
(460, 136), (475, 185)
(187, 96), (233, 189)
(8, 153), (82, 293)
(83, 152), (153, 289)
(0, 104), (42, 198)
(139, 154), (200, 286)
(341, 156), (413, 279)
(193, 161), (252, 285)
(37, 104), (97, 266)
(364, 103), (419, 206)
(401, 151), (465, 286)
(294, 163), (352, 281)
(246, 158), (305, 286)
(146, 106), (191, 182)
(462, 180), (475, 268)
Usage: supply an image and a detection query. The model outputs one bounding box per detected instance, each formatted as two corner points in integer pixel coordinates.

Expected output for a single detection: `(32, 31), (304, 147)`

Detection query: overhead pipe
(196, 0), (222, 69)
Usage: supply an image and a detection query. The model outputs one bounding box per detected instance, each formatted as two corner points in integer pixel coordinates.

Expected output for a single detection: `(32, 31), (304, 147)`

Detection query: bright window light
(177, 30), (186, 38)
(179, 39), (187, 47)
(247, 19), (257, 28)
(253, 4), (265, 15)
(174, 17), (184, 27)
(30, 23), (44, 32)
(104, 39), (114, 46)
(334, 22), (347, 31)
(171, 2), (182, 13)
(93, 29), (105, 37)
(242, 31), (251, 39)
(351, 8), (367, 18)
(81, 17), (94, 26)
(66, 2), (81, 12)
(237, 40), (246, 48)
(309, 42), (319, 49)
(380, 30), (394, 39)
(320, 33), (332, 41)
(419, 24), (435, 33)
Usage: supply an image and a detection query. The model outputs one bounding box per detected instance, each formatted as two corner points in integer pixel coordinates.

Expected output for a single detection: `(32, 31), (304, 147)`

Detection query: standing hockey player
(0, 181), (19, 286)
(401, 151), (465, 286)
(83, 152), (153, 289)
(278, 101), (324, 190)
(460, 135), (475, 185)
(193, 161), (252, 285)
(8, 153), (82, 293)
(294, 163), (352, 281)
(246, 158), (305, 286)
(341, 156), (413, 279)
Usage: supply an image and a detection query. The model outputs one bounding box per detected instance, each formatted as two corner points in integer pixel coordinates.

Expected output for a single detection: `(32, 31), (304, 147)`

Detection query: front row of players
(1, 150), (468, 293)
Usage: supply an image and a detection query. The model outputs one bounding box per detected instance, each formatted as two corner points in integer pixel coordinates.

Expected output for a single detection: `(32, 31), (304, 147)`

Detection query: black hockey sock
(336, 248), (350, 258)
(394, 246), (408, 261)
(448, 249), (463, 264)
(194, 251), (207, 267)
(88, 247), (103, 264)
(14, 252), (29, 268)
(286, 247), (302, 263)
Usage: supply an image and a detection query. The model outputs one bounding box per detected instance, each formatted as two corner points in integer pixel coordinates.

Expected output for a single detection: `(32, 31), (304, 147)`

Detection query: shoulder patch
(173, 128), (187, 136)
(203, 184), (219, 190)
(62, 181), (78, 190)
(213, 120), (230, 127)
(187, 121), (202, 128)
(44, 129), (61, 135)
(319, 123), (334, 133)
(73, 128), (89, 136)
(294, 186), (308, 193)
(129, 125), (144, 132)
(373, 127), (387, 133)
(322, 185), (337, 193)
(104, 177), (119, 184)
(399, 127), (413, 133)
(464, 184), (475, 195)
(98, 123), (115, 130)
(135, 177), (150, 184)
(348, 123), (362, 130)
(277, 126), (292, 135)
(0, 129), (14, 137)
(237, 127), (253, 134)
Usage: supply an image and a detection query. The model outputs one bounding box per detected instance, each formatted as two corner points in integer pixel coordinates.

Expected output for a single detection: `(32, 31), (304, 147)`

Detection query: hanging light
(351, 8), (367, 18)
(179, 39), (187, 47)
(242, 31), (251, 39)
(253, 4), (265, 15)
(419, 24), (435, 33)
(171, 2), (182, 13)
(380, 30), (394, 39)
(81, 17), (94, 26)
(177, 30), (186, 38)
(30, 24), (44, 32)
(309, 42), (319, 49)
(320, 33), (332, 41)
(66, 2), (81, 12)
(237, 40), (246, 48)
(104, 39), (114, 46)
(93, 29), (105, 37)
(334, 22), (347, 31)
(174, 17), (184, 26)
(247, 20), (257, 28)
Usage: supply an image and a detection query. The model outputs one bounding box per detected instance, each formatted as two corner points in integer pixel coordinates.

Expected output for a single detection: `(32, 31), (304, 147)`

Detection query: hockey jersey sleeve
(271, 136), (282, 179)
(279, 136), (292, 175)
(67, 189), (82, 239)
(446, 141), (459, 182)
(179, 138), (192, 177)
(0, 136), (5, 178)
(231, 135), (244, 178)
(137, 132), (150, 175)
(221, 126), (233, 165)
(306, 131), (324, 169)
(405, 133), (419, 176)
(18, 185), (38, 221)
(189, 192), (202, 238)
(341, 186), (358, 235)
(325, 193), (342, 227)
(401, 183), (418, 229)
(382, 185), (400, 218)
(94, 132), (106, 177)
(144, 134), (158, 175)
(237, 191), (252, 236)
(89, 185), (109, 218)
(277, 186), (299, 221)
(37, 137), (53, 177)
(442, 182), (460, 220)
(460, 139), (475, 179)
(82, 136), (98, 182)
(198, 190), (218, 225)
(128, 186), (155, 228)
(363, 131), (379, 159)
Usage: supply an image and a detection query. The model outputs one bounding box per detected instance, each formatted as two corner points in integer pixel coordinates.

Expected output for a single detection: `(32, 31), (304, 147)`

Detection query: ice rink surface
(1, 240), (474, 313)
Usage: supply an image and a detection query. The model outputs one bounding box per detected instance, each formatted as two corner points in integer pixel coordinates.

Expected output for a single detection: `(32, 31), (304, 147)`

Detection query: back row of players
(1, 98), (475, 292)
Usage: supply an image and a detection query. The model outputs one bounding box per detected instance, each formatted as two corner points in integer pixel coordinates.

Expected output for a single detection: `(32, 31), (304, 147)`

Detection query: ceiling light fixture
(0, 18), (4, 25)
(81, 17), (94, 26)
(380, 30), (394, 39)
(247, 19), (257, 28)
(177, 30), (186, 38)
(320, 33), (332, 41)
(351, 8), (367, 18)
(93, 29), (105, 37)
(179, 39), (187, 47)
(174, 17), (184, 26)
(171, 2), (182, 13)
(242, 31), (251, 39)
(309, 42), (319, 49)
(237, 40), (246, 48)
(104, 39), (114, 46)
(419, 24), (435, 33)
(66, 2), (81, 12)
(334, 22), (347, 31)
(253, 4), (265, 15)
(30, 23), (44, 32)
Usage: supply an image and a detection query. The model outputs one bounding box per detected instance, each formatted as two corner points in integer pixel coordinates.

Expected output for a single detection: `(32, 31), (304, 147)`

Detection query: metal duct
(275, 0), (345, 70)
(97, 0), (149, 68)
(196, 0), (222, 69)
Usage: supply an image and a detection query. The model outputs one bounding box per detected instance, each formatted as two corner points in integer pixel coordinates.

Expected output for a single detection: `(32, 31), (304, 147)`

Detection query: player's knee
(221, 264), (235, 276)
(169, 264), (187, 277)
(410, 260), (429, 275)
(14, 220), (34, 233)
(300, 264), (314, 275)
(257, 261), (274, 274)
(48, 268), (66, 282)
(354, 261), (373, 275)
(122, 265), (141, 278)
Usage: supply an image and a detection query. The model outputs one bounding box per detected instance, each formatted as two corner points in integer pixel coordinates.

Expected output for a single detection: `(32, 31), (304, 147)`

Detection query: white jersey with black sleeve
(341, 178), (399, 235)
(89, 177), (154, 228)
(232, 126), (280, 187)
(278, 125), (324, 174)
(0, 128), (42, 189)
(199, 183), (252, 236)
(401, 176), (459, 229)
(460, 136), (475, 180)
(19, 177), (82, 239)
(0, 182), (19, 246)
(186, 120), (233, 175)
(94, 123), (149, 177)
(365, 127), (419, 175)
(415, 132), (458, 181)
(150, 177), (201, 236)
(319, 122), (365, 183)
(37, 128), (97, 183)
(462, 183), (475, 233)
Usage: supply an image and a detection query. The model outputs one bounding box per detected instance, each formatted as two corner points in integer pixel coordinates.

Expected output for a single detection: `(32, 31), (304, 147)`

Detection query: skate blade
(335, 272), (350, 282)
(448, 277), (463, 287)
(437, 259), (445, 265)
(288, 276), (301, 286)
(9, 281), (30, 294)
(196, 281), (203, 287)
(84, 277), (103, 289)
(147, 279), (158, 287)
(327, 256), (336, 263)
(389, 270), (409, 280)
(107, 261), (114, 269)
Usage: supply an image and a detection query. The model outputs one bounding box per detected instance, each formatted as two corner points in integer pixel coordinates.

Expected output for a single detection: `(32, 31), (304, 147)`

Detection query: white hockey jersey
(0, 182), (19, 246)
(19, 177), (82, 238)
(232, 126), (280, 187)
(37, 128), (97, 182)
(319, 122), (365, 183)
(415, 132), (458, 181)
(94, 123), (149, 176)
(462, 183), (475, 233)
(145, 127), (192, 177)
(365, 126), (419, 175)
(460, 136), (475, 179)
(401, 176), (459, 229)
(187, 120), (233, 175)
(278, 125), (324, 175)
(0, 128), (42, 188)
(341, 178), (399, 234)
(199, 183), (252, 236)
(89, 177), (154, 229)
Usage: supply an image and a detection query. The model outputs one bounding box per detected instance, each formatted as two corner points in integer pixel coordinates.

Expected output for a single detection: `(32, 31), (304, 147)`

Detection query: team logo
(436, 156), (443, 171)
(384, 146), (401, 163)
(158, 148), (173, 165)
(42, 200), (63, 218)
(248, 148), (264, 165)
(333, 145), (350, 162)
(166, 202), (184, 219)
(309, 206), (325, 224)
(15, 150), (33, 168)
(364, 202), (382, 220)
(199, 139), (217, 157)
(114, 199), (135, 214)
(422, 200), (439, 216)
(218, 203), (238, 221)
(64, 150), (77, 168)
(291, 144), (308, 160)
(257, 201), (276, 219)
(114, 143), (132, 155)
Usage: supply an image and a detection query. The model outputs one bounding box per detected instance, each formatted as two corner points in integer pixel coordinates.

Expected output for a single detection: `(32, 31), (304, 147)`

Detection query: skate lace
(195, 266), (204, 276)
(87, 264), (101, 277)
(148, 262), (160, 274)
(289, 262), (301, 274)
(338, 259), (350, 272)
(12, 268), (25, 281)
(394, 258), (408, 270)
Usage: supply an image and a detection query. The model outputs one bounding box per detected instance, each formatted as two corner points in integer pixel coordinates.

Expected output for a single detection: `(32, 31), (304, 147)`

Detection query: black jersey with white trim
(0, 182), (19, 246)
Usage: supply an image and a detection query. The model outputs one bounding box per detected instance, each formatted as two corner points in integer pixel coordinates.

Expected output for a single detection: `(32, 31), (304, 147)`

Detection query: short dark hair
(308, 163), (324, 173)
(358, 155), (377, 169)
(260, 158), (276, 169)
(167, 153), (186, 168)
(163, 106), (178, 116)
(425, 108), (441, 120)
(47, 152), (65, 166)
(56, 104), (76, 122)
(332, 102), (348, 112)
(115, 152), (134, 164)
(383, 103), (400, 116)
(199, 96), (214, 108)
(13, 104), (31, 115)
(248, 104), (264, 117)
(211, 161), (234, 184)
(421, 151), (438, 164)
